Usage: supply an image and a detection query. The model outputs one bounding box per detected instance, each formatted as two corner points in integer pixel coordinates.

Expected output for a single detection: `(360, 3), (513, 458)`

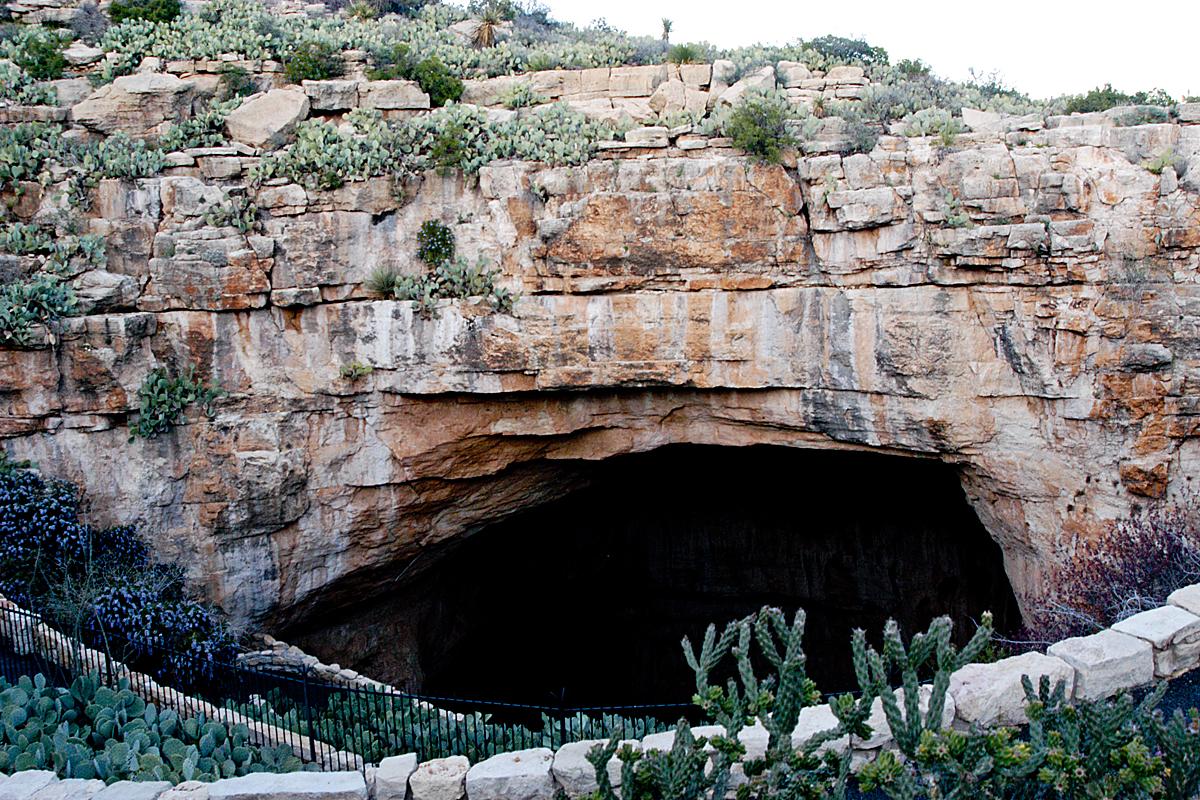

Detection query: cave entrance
(411, 444), (1021, 706)
(310, 444), (1021, 708)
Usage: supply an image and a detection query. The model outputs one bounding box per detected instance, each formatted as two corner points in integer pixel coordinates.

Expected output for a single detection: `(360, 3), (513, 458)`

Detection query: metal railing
(0, 600), (692, 770)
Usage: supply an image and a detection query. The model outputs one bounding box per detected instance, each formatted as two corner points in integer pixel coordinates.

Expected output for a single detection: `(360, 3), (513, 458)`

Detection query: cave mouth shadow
(411, 444), (1021, 707)
(304, 444), (1022, 710)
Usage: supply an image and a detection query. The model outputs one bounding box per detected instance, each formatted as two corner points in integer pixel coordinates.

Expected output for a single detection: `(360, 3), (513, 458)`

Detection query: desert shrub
(365, 44), (460, 107)
(667, 42), (701, 64)
(1065, 83), (1176, 114)
(69, 2), (109, 44)
(1020, 501), (1200, 646)
(12, 29), (70, 81)
(805, 34), (888, 69)
(108, 0), (181, 24)
(129, 365), (225, 440)
(412, 56), (462, 107)
(393, 254), (517, 316)
(416, 219), (455, 266)
(218, 64), (257, 98)
(283, 39), (343, 82)
(722, 91), (797, 164)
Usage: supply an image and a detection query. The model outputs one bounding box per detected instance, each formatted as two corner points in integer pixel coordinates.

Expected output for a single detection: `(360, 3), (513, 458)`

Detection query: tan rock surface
(2, 119), (1200, 639)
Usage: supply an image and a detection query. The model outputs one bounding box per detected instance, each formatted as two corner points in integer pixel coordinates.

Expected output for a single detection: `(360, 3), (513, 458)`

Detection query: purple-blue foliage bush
(0, 465), (235, 688)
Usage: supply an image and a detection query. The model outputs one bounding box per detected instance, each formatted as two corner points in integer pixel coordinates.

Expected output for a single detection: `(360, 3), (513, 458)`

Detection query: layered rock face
(3, 116), (1199, 641)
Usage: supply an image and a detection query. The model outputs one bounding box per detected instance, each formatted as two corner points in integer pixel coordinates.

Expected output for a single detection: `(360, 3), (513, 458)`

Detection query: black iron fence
(0, 602), (693, 770)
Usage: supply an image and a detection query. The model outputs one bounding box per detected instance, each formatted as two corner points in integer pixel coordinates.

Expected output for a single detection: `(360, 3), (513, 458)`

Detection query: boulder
(777, 61), (812, 88)
(648, 79), (707, 117)
(157, 780), (210, 800)
(1169, 584), (1200, 615)
(1048, 629), (1154, 700)
(552, 739), (636, 796)
(359, 80), (431, 110)
(224, 88), (310, 150)
(0, 771), (57, 800)
(715, 66), (775, 108)
(962, 107), (1004, 133)
(208, 772), (366, 799)
(302, 80), (359, 111)
(1177, 103), (1200, 124)
(409, 756), (469, 800)
(71, 73), (195, 136)
(950, 652), (1076, 726)
(63, 42), (104, 66)
(72, 270), (142, 314)
(46, 78), (95, 108)
(376, 753), (419, 800)
(466, 748), (555, 800)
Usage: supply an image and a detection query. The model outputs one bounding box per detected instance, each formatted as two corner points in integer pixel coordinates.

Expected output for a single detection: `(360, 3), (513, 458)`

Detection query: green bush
(108, 0), (181, 24)
(0, 672), (305, 784)
(283, 40), (344, 83)
(1065, 83), (1176, 114)
(416, 219), (455, 267)
(412, 56), (463, 107)
(129, 365), (224, 440)
(724, 93), (797, 164)
(666, 43), (701, 65)
(13, 30), (70, 81)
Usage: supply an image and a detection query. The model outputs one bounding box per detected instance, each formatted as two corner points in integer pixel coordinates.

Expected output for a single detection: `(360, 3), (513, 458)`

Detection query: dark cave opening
(305, 444), (1022, 709)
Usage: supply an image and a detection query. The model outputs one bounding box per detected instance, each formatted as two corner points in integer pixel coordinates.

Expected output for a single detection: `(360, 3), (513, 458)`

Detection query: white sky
(535, 0), (1198, 102)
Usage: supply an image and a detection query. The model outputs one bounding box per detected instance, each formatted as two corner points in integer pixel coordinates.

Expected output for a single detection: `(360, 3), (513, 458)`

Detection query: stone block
(208, 772), (367, 800)
(825, 65), (866, 84)
(466, 748), (555, 800)
(302, 80), (359, 110)
(624, 126), (669, 147)
(359, 80), (430, 110)
(64, 41), (104, 66)
(225, 88), (310, 150)
(950, 651), (1075, 726)
(94, 782), (171, 800)
(32, 778), (107, 800)
(1168, 583), (1200, 615)
(678, 63), (711, 87)
(553, 739), (636, 796)
(778, 62), (813, 89)
(376, 753), (419, 800)
(410, 755), (469, 800)
(962, 107), (1003, 132)
(608, 65), (668, 97)
(1048, 629), (1155, 700)
(1112, 605), (1200, 677)
(715, 66), (775, 107)
(71, 73), (194, 136)
(0, 771), (58, 800)
(791, 704), (849, 753)
(1177, 103), (1200, 124)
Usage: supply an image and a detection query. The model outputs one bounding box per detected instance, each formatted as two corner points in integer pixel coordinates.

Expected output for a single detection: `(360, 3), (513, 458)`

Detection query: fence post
(301, 665), (317, 764)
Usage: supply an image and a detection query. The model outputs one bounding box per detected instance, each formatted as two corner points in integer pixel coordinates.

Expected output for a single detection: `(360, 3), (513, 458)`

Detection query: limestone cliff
(3, 113), (1199, 638)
